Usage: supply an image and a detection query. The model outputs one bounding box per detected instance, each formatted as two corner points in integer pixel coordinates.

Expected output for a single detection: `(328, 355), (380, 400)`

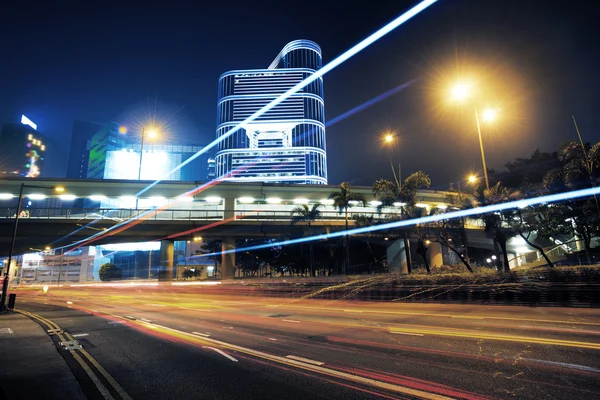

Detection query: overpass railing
(0, 207), (486, 227)
(1, 207), (405, 223)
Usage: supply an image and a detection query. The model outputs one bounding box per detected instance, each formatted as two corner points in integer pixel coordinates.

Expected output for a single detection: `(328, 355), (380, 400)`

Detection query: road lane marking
(286, 355), (324, 365)
(522, 358), (600, 373)
(179, 307), (212, 312)
(66, 301), (73, 304)
(191, 332), (211, 337)
(204, 346), (238, 362)
(268, 338), (277, 341)
(390, 331), (424, 337)
(128, 319), (455, 400)
(388, 327), (600, 350)
(16, 311), (119, 400)
(72, 333), (89, 338)
(282, 319), (301, 323)
(145, 303), (166, 307)
(0, 328), (14, 335)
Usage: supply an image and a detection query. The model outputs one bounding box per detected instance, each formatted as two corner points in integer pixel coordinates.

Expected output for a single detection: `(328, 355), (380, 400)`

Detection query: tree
(329, 182), (366, 274)
(353, 214), (376, 273)
(195, 240), (222, 278)
(416, 238), (431, 274)
(473, 182), (521, 272)
(542, 140), (600, 264)
(182, 267), (203, 279)
(373, 171), (431, 211)
(98, 263), (122, 281)
(490, 149), (560, 188)
(291, 204), (321, 276)
(373, 171), (431, 274)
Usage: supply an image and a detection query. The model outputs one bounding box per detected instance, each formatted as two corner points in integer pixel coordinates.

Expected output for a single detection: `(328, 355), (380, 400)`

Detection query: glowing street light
(449, 81), (499, 190)
(450, 82), (471, 101)
(381, 131), (401, 187)
(467, 174), (478, 184)
(482, 108), (498, 123)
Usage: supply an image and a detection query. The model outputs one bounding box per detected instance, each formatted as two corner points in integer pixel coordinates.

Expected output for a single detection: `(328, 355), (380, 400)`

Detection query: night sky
(1, 0), (598, 189)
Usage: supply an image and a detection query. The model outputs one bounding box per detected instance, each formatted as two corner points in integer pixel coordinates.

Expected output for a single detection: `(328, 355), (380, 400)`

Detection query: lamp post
(382, 132), (401, 188)
(136, 127), (158, 209)
(0, 183), (64, 311)
(450, 82), (498, 191)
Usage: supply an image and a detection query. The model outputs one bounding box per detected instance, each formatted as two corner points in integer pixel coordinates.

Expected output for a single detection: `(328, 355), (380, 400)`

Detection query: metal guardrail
(0, 207), (407, 223)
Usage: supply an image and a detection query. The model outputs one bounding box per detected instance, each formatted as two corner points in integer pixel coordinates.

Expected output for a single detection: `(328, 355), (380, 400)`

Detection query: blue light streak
(202, 186), (600, 258)
(133, 0), (438, 198)
(326, 80), (416, 126)
(48, 0), (438, 250)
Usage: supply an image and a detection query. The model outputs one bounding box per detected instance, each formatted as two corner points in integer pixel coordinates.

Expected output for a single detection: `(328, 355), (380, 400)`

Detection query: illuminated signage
(21, 115), (37, 130)
(104, 149), (181, 180)
(100, 242), (161, 252)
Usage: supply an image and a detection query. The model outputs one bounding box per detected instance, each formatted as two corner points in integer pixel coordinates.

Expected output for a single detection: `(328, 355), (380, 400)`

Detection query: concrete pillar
(575, 236), (584, 251)
(508, 253), (518, 269)
(224, 197), (235, 220)
(428, 241), (443, 268)
(221, 237), (235, 280)
(158, 240), (174, 282)
(386, 239), (408, 274)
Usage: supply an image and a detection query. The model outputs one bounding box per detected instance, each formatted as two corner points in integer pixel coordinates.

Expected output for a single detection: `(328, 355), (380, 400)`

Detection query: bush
(182, 267), (203, 279)
(99, 263), (123, 281)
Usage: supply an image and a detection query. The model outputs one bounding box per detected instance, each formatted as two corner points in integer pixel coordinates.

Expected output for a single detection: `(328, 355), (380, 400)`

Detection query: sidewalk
(0, 311), (86, 399)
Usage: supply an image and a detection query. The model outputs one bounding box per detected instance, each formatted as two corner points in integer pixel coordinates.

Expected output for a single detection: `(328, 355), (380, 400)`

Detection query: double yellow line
(17, 310), (131, 400)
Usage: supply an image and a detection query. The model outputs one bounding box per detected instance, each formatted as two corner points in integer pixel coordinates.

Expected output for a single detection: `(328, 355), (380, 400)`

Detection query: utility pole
(0, 183), (24, 311)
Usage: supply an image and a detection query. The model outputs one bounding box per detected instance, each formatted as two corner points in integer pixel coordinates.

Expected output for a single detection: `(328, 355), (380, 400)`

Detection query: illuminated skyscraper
(0, 116), (46, 178)
(215, 40), (327, 184)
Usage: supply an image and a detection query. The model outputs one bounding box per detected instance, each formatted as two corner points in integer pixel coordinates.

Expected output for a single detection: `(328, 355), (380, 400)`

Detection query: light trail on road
(16, 286), (600, 400)
(203, 186), (600, 258)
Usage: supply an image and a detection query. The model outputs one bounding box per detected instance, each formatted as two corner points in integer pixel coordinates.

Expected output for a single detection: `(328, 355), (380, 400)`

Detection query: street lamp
(381, 131), (401, 187)
(450, 82), (499, 190)
(135, 126), (160, 209)
(138, 126), (160, 182)
(0, 183), (65, 311)
(467, 174), (478, 185)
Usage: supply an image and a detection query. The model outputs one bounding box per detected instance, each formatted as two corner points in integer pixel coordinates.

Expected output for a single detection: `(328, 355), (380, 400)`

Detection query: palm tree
(373, 171), (431, 274)
(474, 182), (521, 272)
(353, 214), (376, 273)
(290, 204), (321, 276)
(329, 182), (366, 274)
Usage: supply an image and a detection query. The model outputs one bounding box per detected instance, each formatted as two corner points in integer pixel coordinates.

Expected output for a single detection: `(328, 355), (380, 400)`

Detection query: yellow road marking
(388, 328), (600, 350)
(17, 310), (130, 400)
(123, 318), (453, 400)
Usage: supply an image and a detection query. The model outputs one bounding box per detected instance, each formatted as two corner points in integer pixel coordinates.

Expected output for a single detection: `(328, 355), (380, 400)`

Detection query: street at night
(6, 285), (599, 400)
(2, 0), (600, 398)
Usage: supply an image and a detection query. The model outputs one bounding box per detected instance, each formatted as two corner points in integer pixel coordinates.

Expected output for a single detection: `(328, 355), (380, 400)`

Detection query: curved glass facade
(215, 40), (327, 185)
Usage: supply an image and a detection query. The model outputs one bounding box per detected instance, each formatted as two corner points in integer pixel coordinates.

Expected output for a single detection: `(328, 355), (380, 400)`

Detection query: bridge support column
(221, 237), (235, 280)
(386, 239), (409, 274)
(224, 197), (235, 220)
(428, 241), (443, 268)
(158, 240), (174, 282)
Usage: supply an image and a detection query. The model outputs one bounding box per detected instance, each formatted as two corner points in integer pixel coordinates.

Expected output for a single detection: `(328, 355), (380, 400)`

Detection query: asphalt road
(13, 283), (600, 400)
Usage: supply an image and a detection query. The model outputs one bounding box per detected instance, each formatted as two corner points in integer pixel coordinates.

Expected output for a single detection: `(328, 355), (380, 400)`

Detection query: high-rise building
(207, 158), (216, 181)
(66, 120), (104, 179)
(84, 121), (209, 182)
(0, 116), (46, 178)
(215, 40), (327, 184)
